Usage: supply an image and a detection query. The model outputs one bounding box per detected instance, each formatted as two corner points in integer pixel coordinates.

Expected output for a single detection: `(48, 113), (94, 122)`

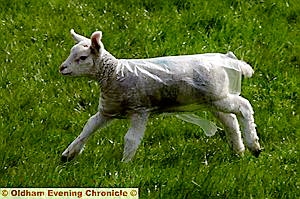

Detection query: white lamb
(59, 29), (261, 162)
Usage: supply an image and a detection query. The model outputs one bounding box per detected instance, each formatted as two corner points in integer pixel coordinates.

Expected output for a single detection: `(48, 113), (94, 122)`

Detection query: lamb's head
(60, 29), (104, 78)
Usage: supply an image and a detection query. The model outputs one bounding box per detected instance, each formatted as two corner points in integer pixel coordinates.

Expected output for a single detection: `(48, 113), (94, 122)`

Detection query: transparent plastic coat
(113, 52), (247, 136)
(117, 52), (243, 95)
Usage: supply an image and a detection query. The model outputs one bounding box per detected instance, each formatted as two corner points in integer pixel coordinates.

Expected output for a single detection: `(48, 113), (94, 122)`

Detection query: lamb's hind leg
(213, 112), (245, 156)
(212, 95), (261, 157)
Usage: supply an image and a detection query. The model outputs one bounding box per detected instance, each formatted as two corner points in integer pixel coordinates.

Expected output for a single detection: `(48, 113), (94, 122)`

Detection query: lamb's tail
(226, 51), (254, 78)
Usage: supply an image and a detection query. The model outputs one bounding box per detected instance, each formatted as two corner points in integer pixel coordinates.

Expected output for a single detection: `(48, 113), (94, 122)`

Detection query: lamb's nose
(60, 65), (67, 72)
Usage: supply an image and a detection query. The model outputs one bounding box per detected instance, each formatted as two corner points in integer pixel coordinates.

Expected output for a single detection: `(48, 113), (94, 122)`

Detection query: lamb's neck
(96, 49), (118, 88)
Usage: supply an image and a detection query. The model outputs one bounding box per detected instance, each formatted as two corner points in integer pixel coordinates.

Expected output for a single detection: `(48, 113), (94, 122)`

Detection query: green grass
(0, 0), (299, 198)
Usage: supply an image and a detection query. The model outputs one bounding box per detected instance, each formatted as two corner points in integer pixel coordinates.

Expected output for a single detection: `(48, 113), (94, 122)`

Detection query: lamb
(59, 29), (261, 162)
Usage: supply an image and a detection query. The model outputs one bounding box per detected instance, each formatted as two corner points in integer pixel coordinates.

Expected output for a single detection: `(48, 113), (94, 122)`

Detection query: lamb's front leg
(61, 112), (111, 161)
(122, 111), (149, 162)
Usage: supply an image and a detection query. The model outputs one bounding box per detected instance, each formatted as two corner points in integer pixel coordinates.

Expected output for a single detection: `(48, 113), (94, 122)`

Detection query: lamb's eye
(79, 56), (88, 60)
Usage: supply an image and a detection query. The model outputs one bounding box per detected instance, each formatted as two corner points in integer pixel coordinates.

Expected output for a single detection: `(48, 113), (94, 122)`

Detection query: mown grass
(0, 0), (299, 198)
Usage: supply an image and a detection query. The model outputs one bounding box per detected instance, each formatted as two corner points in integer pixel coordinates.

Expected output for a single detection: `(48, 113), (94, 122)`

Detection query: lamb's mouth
(60, 71), (72, 76)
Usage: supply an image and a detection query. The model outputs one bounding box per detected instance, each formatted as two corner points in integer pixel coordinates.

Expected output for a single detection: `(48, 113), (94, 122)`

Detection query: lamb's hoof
(252, 149), (262, 158)
(61, 154), (75, 162)
(121, 157), (131, 163)
(121, 153), (134, 163)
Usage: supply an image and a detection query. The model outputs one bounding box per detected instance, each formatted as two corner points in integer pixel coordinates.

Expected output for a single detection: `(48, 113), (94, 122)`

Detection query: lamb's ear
(70, 29), (88, 43)
(91, 31), (102, 53)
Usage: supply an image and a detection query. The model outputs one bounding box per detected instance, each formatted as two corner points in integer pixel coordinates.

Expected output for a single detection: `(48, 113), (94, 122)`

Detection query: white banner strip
(0, 188), (138, 199)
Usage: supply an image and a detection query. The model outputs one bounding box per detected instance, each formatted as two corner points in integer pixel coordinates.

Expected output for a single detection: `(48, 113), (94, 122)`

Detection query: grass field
(0, 0), (299, 198)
